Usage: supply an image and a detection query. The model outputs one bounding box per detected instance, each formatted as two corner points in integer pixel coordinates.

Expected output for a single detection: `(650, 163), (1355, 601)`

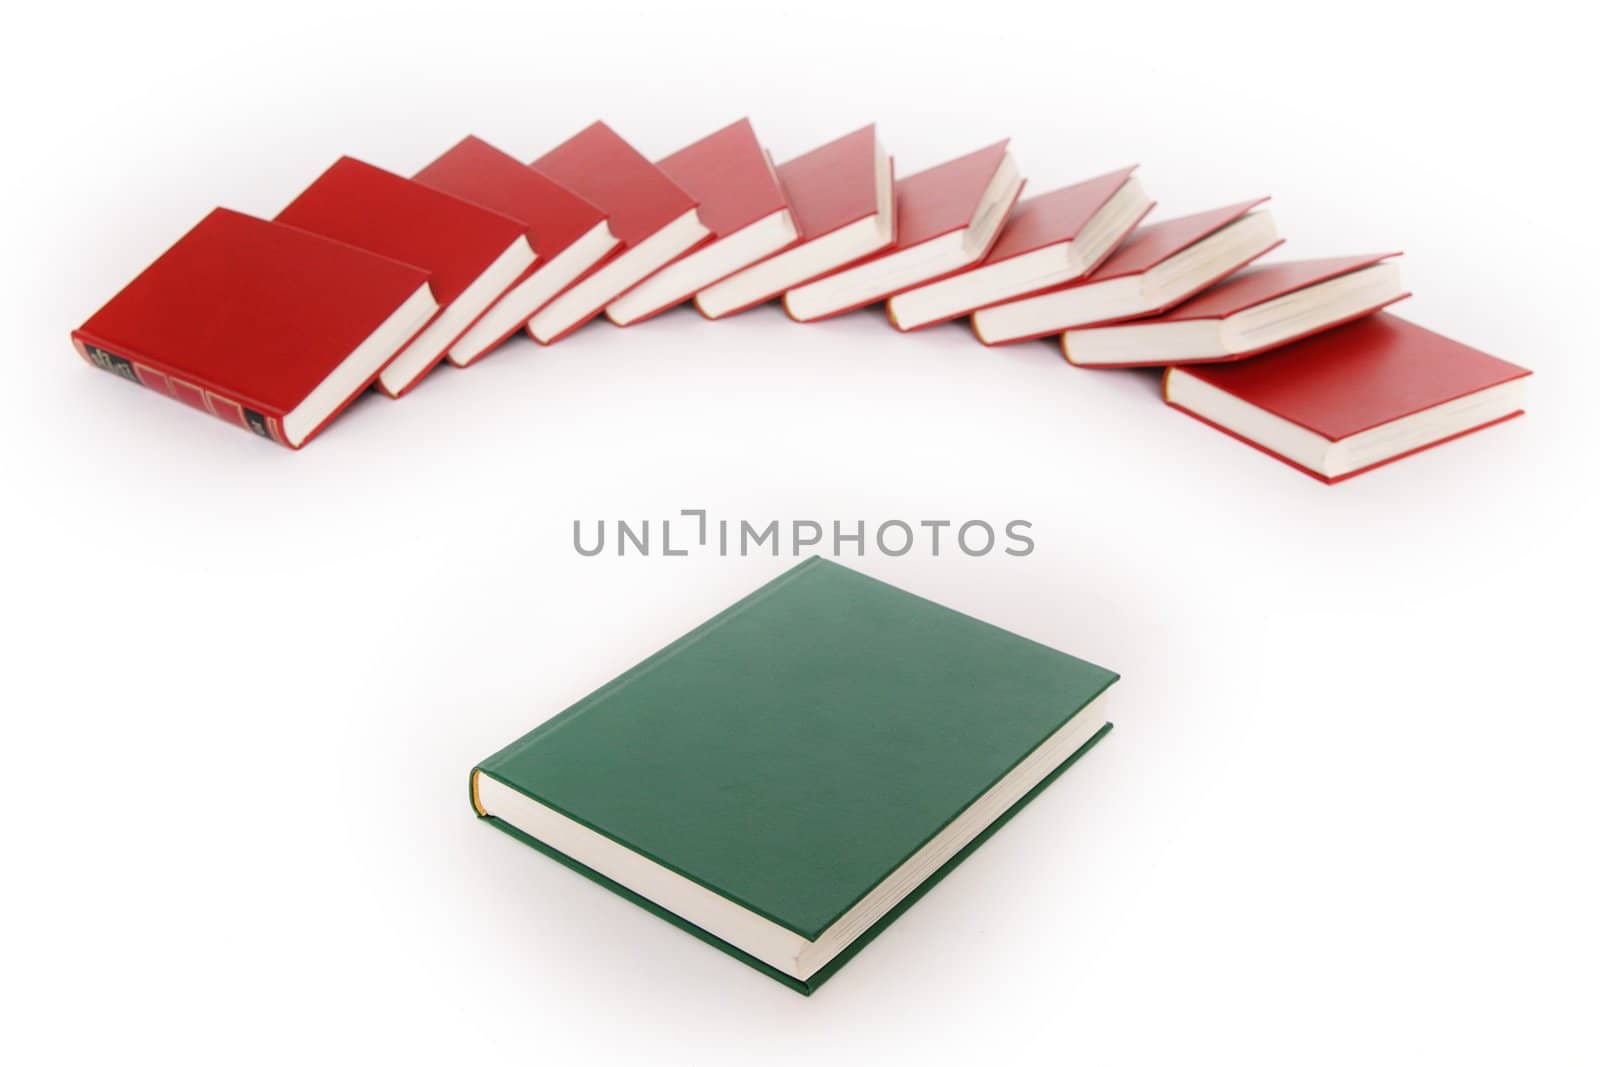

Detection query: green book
(471, 557), (1118, 994)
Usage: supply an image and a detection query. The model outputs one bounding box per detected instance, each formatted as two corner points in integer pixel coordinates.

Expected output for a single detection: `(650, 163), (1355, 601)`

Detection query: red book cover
(415, 135), (607, 268)
(526, 122), (708, 342)
(1165, 313), (1532, 482)
(530, 121), (697, 249)
(413, 135), (615, 364)
(605, 118), (796, 325)
(783, 140), (1022, 321)
(893, 140), (1015, 248)
(658, 118), (787, 242)
(781, 124), (885, 241)
(693, 125), (892, 319)
(71, 208), (436, 449)
(982, 166), (1142, 263)
(276, 157), (532, 396)
(1062, 253), (1410, 367)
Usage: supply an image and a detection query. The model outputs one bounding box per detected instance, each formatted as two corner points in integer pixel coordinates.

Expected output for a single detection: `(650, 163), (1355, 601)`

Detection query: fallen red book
(1063, 253), (1409, 367)
(886, 165), (1151, 331)
(605, 118), (796, 326)
(695, 125), (893, 319)
(71, 208), (436, 448)
(414, 135), (616, 366)
(1164, 313), (1531, 483)
(784, 140), (1023, 322)
(275, 157), (533, 397)
(971, 198), (1279, 345)
(526, 122), (710, 343)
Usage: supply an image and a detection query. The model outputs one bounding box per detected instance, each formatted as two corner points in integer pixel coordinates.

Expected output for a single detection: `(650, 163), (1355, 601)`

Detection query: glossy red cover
(276, 157), (526, 308)
(414, 135), (607, 261)
(1154, 254), (1402, 321)
(658, 118), (788, 237)
(1168, 312), (1531, 443)
(777, 125), (883, 240)
(71, 208), (430, 448)
(530, 121), (698, 248)
(893, 140), (1013, 248)
(983, 165), (1139, 263)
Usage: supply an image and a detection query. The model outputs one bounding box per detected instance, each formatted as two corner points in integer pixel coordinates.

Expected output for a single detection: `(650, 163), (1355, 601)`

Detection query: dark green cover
(473, 556), (1118, 994)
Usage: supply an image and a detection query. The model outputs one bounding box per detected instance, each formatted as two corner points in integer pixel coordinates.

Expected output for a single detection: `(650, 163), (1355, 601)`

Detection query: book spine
(71, 333), (291, 447)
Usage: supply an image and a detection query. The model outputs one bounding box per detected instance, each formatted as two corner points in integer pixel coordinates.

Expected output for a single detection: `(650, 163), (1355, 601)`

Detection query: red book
(276, 157), (533, 397)
(604, 119), (797, 326)
(525, 122), (710, 343)
(71, 208), (436, 448)
(971, 198), (1280, 345)
(783, 140), (1024, 322)
(886, 165), (1152, 331)
(1063, 253), (1409, 367)
(414, 135), (617, 366)
(695, 124), (893, 319)
(1165, 313), (1531, 483)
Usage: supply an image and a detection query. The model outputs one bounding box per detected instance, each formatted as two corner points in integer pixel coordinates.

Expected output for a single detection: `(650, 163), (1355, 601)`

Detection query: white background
(6, 2), (1597, 1062)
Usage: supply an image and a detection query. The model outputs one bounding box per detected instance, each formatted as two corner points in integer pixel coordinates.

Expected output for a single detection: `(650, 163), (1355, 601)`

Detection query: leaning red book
(1164, 313), (1531, 483)
(694, 124), (893, 319)
(276, 157), (533, 397)
(1063, 253), (1409, 367)
(71, 208), (436, 448)
(414, 135), (616, 366)
(605, 118), (796, 326)
(885, 165), (1151, 331)
(783, 140), (1024, 322)
(526, 122), (710, 343)
(971, 198), (1279, 345)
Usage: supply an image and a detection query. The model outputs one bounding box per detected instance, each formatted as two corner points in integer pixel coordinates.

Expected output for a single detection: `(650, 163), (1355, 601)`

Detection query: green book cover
(471, 556), (1118, 994)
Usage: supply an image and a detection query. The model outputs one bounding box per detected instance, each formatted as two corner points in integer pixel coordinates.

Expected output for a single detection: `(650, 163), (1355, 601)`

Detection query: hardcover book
(471, 556), (1118, 994)
(1063, 253), (1409, 367)
(784, 140), (1024, 322)
(71, 208), (435, 448)
(414, 135), (616, 366)
(886, 165), (1152, 331)
(275, 157), (533, 396)
(695, 125), (894, 319)
(971, 198), (1280, 345)
(605, 119), (797, 326)
(526, 122), (711, 343)
(1165, 312), (1531, 482)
